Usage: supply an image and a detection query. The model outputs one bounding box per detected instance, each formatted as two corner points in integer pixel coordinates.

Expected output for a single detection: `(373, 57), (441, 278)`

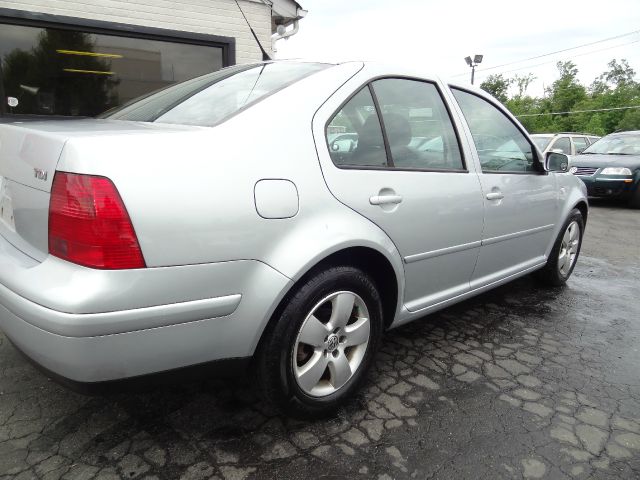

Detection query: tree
(513, 73), (536, 98)
(591, 59), (636, 92)
(616, 107), (640, 131)
(534, 61), (588, 132)
(582, 59), (640, 133)
(491, 58), (639, 135)
(546, 61), (587, 113)
(480, 74), (512, 103)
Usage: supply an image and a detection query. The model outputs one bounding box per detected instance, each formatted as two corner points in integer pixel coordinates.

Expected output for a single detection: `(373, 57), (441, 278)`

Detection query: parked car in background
(531, 133), (600, 156)
(569, 130), (640, 208)
(0, 61), (588, 417)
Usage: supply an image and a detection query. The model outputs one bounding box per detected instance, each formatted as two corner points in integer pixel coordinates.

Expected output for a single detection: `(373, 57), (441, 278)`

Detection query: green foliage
(513, 73), (536, 98)
(617, 108), (640, 131)
(495, 59), (640, 134)
(480, 74), (512, 103)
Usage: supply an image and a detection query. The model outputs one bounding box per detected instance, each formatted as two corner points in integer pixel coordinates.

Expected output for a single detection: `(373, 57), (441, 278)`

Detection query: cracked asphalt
(1, 199), (639, 480)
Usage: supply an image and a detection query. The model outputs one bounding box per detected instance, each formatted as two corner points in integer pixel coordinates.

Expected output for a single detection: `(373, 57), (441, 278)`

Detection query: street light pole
(464, 54), (484, 85)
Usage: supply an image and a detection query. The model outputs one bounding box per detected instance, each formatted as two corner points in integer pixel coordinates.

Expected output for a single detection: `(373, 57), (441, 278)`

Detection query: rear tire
(535, 208), (584, 286)
(255, 266), (383, 418)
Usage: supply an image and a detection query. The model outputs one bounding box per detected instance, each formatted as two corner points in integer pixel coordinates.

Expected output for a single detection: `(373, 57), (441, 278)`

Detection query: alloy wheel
(292, 291), (370, 397)
(558, 220), (580, 276)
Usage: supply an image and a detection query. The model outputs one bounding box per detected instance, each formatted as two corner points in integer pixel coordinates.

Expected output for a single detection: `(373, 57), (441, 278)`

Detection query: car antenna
(234, 0), (272, 61)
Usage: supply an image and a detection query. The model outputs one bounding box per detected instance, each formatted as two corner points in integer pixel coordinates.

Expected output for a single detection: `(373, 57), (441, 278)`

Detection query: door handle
(486, 192), (504, 201)
(369, 194), (403, 206)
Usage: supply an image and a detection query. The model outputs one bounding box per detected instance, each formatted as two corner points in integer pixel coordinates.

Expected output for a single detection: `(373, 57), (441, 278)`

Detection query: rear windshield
(102, 62), (330, 126)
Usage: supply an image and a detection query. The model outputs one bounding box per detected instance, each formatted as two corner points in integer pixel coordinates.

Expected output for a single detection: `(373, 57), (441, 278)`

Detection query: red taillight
(48, 172), (146, 269)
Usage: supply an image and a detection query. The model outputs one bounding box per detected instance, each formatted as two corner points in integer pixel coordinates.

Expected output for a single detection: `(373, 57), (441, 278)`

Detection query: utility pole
(464, 54), (484, 85)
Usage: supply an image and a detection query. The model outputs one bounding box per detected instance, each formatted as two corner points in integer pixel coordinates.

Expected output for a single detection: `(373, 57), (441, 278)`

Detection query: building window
(0, 21), (228, 117)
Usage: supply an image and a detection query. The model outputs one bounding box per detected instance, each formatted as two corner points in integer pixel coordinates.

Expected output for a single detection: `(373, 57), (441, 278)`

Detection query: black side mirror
(545, 152), (569, 172)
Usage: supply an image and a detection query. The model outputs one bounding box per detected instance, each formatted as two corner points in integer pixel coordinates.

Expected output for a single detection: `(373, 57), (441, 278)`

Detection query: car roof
(268, 60), (499, 98)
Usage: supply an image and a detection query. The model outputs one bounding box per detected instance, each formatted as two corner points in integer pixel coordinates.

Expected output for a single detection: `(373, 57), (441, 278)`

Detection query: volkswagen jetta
(0, 61), (588, 416)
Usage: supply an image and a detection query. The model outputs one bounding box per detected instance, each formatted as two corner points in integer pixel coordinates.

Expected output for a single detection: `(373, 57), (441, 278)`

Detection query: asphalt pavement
(0, 199), (639, 480)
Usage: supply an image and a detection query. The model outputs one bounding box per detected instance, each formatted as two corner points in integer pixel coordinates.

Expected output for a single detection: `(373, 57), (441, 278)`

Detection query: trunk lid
(0, 119), (199, 261)
(0, 123), (67, 193)
(0, 123), (68, 261)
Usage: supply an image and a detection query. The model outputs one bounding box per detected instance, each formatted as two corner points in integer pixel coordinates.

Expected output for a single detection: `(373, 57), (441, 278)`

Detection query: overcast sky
(276, 0), (640, 97)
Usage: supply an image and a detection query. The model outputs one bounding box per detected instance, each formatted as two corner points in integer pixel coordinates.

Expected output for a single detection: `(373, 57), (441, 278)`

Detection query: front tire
(255, 266), (383, 418)
(535, 208), (584, 286)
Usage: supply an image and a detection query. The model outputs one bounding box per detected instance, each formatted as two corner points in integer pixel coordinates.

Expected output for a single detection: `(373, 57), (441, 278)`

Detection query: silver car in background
(531, 132), (600, 156)
(0, 61), (587, 416)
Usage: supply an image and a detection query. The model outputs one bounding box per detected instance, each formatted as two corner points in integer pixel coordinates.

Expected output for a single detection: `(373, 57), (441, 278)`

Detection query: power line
(473, 38), (640, 81)
(451, 29), (640, 77)
(516, 105), (640, 117)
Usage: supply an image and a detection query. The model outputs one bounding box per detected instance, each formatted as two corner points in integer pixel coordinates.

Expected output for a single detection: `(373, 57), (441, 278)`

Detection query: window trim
(325, 75), (469, 173)
(0, 7), (236, 115)
(449, 86), (546, 176)
(329, 164), (469, 174)
(367, 83), (395, 167)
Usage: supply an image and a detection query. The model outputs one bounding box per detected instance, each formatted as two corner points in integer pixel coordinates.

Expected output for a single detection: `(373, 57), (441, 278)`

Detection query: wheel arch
(252, 245), (402, 361)
(298, 246), (400, 330)
(573, 200), (588, 225)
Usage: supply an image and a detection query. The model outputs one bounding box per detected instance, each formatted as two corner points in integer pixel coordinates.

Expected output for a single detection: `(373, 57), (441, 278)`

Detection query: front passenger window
(452, 88), (538, 173)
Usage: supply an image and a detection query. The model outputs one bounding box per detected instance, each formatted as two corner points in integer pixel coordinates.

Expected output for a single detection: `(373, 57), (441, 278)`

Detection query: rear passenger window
(371, 79), (464, 170)
(326, 87), (388, 167)
(326, 79), (464, 171)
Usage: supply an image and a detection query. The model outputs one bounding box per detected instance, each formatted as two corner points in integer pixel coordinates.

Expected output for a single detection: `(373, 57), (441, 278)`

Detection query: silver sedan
(0, 61), (587, 416)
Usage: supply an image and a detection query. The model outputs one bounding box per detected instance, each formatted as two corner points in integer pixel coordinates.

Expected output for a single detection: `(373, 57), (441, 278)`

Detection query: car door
(449, 88), (558, 286)
(313, 77), (484, 312)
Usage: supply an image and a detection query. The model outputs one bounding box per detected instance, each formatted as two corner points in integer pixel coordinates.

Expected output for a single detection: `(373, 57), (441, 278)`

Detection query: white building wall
(0, 0), (273, 64)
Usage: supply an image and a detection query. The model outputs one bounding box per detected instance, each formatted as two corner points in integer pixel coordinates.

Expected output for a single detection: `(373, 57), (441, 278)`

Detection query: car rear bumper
(578, 176), (635, 199)
(0, 233), (291, 382)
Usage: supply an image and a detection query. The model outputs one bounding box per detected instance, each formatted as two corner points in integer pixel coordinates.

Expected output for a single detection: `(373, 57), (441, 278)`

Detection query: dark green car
(569, 131), (640, 208)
